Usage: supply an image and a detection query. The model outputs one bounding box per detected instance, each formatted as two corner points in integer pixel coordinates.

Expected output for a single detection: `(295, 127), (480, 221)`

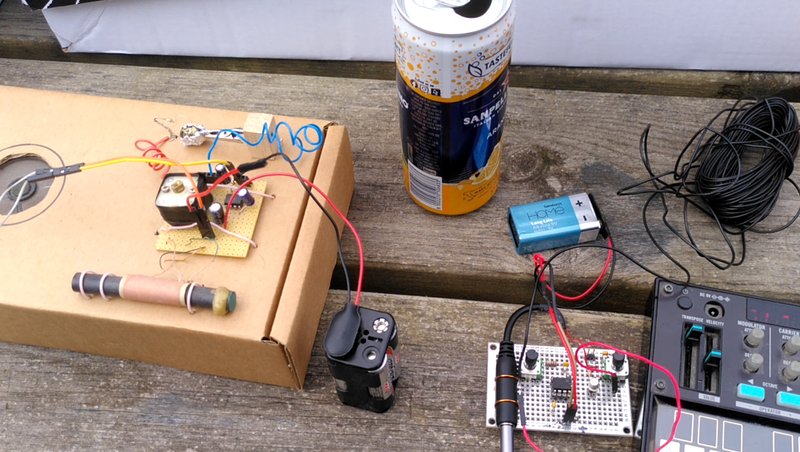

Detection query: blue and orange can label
(393, 0), (514, 215)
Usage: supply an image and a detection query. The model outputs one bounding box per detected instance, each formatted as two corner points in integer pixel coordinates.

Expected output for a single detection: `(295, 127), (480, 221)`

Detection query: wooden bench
(1, 3), (799, 450)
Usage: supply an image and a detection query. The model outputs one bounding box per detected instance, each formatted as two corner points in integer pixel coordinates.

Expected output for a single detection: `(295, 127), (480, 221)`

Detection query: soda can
(393, 0), (515, 215)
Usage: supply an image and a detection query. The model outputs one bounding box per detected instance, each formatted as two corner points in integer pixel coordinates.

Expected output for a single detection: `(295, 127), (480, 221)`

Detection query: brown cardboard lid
(0, 86), (327, 343)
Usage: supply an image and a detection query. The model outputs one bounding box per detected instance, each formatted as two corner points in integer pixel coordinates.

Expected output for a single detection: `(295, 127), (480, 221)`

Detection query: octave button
(737, 383), (765, 402)
(776, 391), (800, 411)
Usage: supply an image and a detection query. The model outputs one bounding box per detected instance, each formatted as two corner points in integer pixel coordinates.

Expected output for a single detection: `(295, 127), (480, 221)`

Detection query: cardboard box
(37, 0), (800, 71)
(0, 86), (354, 388)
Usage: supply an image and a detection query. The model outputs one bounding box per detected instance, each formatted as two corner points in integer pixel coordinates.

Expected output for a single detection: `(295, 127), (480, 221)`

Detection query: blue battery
(508, 193), (604, 254)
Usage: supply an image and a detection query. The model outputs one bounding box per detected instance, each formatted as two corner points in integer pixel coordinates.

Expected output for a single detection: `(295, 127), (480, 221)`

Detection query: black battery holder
(324, 304), (399, 413)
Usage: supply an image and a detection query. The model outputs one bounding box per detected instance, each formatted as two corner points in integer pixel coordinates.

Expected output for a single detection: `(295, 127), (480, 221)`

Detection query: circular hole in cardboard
(0, 144), (66, 226)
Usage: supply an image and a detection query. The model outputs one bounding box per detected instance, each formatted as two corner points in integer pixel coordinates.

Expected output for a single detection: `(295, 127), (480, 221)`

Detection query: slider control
(704, 350), (722, 369)
(685, 324), (704, 342)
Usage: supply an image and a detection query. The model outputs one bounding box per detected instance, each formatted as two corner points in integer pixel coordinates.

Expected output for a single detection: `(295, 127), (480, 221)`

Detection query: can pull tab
(413, 0), (470, 9)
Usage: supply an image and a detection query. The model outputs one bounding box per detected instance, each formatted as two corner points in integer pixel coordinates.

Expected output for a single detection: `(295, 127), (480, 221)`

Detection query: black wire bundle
(619, 97), (800, 270)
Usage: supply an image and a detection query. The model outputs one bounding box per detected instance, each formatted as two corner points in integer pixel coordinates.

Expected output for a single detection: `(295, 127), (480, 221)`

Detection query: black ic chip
(550, 377), (572, 398)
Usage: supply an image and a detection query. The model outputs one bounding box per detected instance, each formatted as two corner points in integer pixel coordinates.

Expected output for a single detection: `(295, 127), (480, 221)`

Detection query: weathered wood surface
(0, 291), (649, 451)
(2, 1), (800, 101)
(2, 58), (799, 313)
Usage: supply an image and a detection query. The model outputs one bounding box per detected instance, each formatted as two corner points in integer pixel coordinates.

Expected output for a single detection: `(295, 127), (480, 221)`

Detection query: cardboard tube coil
(71, 272), (236, 316)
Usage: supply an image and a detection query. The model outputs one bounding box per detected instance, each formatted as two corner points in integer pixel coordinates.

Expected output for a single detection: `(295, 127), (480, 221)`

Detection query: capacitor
(744, 328), (765, 348)
(208, 202), (225, 225)
(743, 353), (764, 373)
(588, 377), (600, 393)
(236, 188), (255, 207)
(214, 163), (235, 184)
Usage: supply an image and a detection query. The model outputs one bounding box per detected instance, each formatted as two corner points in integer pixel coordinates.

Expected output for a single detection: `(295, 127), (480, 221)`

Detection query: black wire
(236, 153), (282, 174)
(618, 97), (800, 270)
(504, 240), (692, 342)
(517, 269), (544, 371)
(280, 153), (353, 304)
(535, 233), (618, 311)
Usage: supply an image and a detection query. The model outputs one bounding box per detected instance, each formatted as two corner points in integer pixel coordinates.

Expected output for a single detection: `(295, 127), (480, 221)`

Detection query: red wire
(547, 307), (578, 409)
(223, 172), (364, 306)
(521, 425), (544, 452)
(135, 137), (170, 172)
(535, 237), (613, 302)
(574, 341), (681, 452)
(185, 168), (241, 210)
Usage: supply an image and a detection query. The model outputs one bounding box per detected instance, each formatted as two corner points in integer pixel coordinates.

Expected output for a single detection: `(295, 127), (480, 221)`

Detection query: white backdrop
(43, 0), (800, 71)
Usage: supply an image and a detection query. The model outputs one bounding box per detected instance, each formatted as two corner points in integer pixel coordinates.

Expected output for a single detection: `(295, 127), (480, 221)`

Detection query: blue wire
(205, 122), (324, 173)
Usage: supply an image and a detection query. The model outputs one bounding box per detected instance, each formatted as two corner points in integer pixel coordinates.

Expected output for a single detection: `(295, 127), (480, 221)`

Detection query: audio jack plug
(495, 340), (519, 452)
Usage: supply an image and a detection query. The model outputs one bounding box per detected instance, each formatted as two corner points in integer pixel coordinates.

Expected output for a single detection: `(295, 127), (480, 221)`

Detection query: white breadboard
(486, 343), (634, 437)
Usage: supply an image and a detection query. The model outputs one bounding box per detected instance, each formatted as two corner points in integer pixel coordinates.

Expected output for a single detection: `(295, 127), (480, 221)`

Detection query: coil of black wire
(684, 97), (800, 231)
(619, 97), (800, 270)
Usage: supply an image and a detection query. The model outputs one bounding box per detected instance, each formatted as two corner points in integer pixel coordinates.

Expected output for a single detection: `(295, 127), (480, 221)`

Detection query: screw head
(654, 380), (666, 391)
(373, 318), (390, 334)
(170, 179), (186, 193)
(664, 284), (673, 294)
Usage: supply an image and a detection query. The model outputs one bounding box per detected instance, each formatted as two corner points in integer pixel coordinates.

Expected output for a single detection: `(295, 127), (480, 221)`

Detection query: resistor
(71, 272), (236, 316)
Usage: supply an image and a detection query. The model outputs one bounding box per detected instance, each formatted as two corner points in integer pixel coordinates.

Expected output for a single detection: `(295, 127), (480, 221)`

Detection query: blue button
(776, 391), (800, 410)
(737, 383), (765, 402)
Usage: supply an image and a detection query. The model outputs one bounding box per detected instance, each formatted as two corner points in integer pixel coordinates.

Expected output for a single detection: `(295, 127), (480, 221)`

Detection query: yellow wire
(80, 157), (229, 172)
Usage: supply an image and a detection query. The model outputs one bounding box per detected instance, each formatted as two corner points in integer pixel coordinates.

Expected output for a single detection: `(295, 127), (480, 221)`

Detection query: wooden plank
(1, 59), (799, 313)
(0, 291), (649, 451)
(2, 1), (800, 101)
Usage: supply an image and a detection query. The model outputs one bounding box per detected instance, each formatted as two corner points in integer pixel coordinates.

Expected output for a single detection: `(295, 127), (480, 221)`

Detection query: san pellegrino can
(393, 0), (514, 215)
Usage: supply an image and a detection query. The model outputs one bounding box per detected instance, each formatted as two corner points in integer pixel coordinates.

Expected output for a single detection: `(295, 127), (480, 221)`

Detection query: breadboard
(486, 343), (634, 437)
(155, 180), (268, 258)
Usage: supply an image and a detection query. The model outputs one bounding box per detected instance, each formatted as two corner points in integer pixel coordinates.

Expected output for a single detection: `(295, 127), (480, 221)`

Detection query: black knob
(524, 349), (539, 369)
(612, 352), (625, 371)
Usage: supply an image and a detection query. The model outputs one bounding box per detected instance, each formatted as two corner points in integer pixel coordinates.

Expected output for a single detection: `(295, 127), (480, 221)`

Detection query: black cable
(236, 153), (282, 174)
(618, 97), (800, 270)
(535, 233), (618, 311)
(517, 269), (545, 372)
(280, 153), (352, 304)
(505, 240), (692, 343)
